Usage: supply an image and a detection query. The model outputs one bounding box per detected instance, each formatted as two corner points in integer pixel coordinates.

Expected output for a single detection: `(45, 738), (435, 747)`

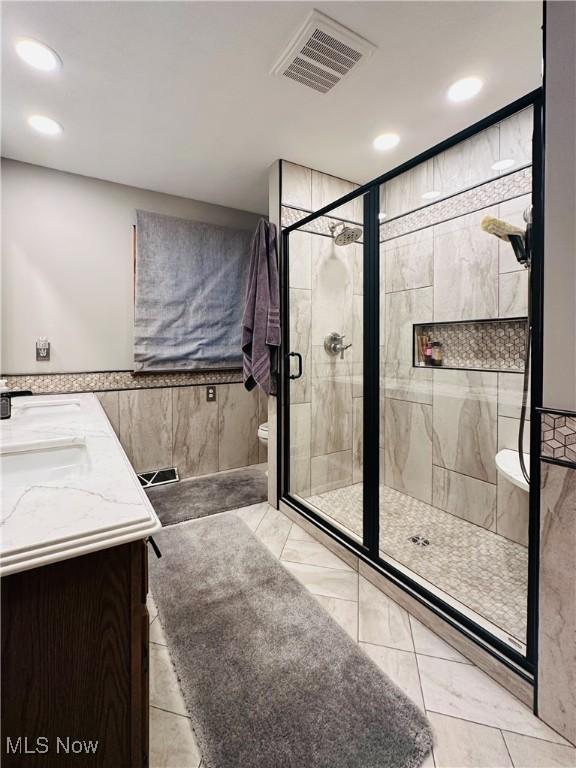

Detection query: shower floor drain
(408, 535), (430, 547)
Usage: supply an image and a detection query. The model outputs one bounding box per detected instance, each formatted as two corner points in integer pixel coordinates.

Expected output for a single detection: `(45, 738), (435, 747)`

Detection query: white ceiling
(2, 1), (542, 215)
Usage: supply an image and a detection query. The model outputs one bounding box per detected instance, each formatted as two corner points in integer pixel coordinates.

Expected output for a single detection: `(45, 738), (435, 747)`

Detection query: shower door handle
(287, 352), (303, 380)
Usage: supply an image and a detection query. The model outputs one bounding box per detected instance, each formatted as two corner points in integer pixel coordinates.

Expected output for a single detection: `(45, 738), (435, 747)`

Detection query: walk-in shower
(279, 91), (543, 676)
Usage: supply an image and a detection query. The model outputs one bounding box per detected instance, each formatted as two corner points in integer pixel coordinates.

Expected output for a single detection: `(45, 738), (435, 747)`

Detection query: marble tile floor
(307, 482), (528, 643)
(147, 503), (575, 768)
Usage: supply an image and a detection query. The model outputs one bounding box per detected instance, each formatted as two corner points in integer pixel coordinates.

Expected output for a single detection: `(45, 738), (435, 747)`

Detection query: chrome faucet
(324, 332), (352, 359)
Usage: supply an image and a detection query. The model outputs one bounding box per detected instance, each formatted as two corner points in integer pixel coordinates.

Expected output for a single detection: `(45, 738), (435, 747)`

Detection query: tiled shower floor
(307, 483), (528, 643)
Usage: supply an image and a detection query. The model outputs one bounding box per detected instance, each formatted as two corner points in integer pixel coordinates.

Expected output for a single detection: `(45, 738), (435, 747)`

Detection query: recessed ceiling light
(373, 133), (400, 151)
(28, 114), (63, 136)
(447, 77), (483, 103)
(491, 158), (515, 171)
(422, 190), (441, 200)
(16, 38), (62, 71)
(378, 212), (387, 221)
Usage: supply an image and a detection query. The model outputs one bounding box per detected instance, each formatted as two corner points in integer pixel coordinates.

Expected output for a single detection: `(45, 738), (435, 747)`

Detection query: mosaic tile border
(281, 205), (363, 240)
(3, 369), (243, 395)
(414, 318), (528, 373)
(540, 408), (576, 467)
(281, 165), (531, 245)
(380, 166), (532, 242)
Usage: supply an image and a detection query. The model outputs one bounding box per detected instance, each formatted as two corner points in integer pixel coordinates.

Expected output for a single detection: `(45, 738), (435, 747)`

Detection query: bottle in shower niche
(430, 341), (443, 367)
(424, 339), (433, 366)
(0, 379), (11, 420)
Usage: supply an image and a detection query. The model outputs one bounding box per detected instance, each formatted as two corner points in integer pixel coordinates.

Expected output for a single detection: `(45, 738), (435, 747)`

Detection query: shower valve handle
(339, 342), (352, 360)
(324, 332), (352, 359)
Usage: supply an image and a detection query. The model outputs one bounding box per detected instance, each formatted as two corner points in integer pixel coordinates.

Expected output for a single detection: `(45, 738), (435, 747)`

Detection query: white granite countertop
(0, 393), (161, 575)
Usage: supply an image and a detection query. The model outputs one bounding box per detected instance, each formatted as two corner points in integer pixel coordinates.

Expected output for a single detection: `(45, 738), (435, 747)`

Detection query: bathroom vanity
(0, 394), (161, 767)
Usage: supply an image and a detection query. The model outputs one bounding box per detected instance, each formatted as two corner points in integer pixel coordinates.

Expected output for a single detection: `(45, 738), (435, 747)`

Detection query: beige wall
(1, 159), (260, 374)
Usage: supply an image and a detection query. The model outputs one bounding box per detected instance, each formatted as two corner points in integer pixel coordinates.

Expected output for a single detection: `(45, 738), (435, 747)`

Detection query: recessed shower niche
(280, 94), (542, 672)
(413, 317), (528, 372)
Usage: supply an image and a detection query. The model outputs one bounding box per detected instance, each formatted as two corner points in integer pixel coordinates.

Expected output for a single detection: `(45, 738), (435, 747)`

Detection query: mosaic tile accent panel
(281, 205), (363, 238)
(541, 410), (576, 465)
(3, 369), (243, 395)
(307, 482), (528, 642)
(380, 166), (532, 243)
(281, 167), (531, 248)
(414, 318), (527, 372)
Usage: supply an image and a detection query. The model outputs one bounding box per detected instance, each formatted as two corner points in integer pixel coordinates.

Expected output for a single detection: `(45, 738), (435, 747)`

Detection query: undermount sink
(495, 449), (530, 492)
(0, 436), (90, 485)
(11, 398), (82, 419)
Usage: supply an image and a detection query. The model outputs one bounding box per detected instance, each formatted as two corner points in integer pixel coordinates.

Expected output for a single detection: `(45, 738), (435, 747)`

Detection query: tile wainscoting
(5, 371), (267, 478)
(538, 407), (576, 745)
(108, 383), (267, 475)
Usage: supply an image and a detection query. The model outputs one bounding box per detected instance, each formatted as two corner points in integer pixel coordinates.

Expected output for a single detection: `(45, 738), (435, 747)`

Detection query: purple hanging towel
(241, 219), (280, 396)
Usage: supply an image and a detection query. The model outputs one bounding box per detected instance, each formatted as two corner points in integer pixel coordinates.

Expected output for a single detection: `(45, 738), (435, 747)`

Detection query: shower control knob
(324, 332), (352, 359)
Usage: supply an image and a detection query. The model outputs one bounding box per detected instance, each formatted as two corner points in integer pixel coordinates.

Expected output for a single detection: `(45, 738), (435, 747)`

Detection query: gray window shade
(134, 210), (252, 372)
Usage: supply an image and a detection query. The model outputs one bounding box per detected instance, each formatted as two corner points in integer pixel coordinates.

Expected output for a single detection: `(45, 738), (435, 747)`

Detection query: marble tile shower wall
(538, 458), (576, 745)
(380, 107), (533, 547)
(282, 161), (363, 498)
(282, 108), (533, 544)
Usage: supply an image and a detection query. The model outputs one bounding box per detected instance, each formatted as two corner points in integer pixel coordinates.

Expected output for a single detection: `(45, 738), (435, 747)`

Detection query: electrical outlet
(36, 337), (50, 362)
(206, 386), (216, 402)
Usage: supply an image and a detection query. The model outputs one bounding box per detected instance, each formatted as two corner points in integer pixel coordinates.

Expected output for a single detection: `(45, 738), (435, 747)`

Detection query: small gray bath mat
(149, 514), (433, 768)
(146, 466), (267, 526)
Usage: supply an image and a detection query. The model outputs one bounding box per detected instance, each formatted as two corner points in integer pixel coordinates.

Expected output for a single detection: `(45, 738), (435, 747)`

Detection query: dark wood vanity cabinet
(1, 541), (149, 767)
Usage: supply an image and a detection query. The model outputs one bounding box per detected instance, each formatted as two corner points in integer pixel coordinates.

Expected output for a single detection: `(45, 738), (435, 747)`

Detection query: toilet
(257, 421), (268, 454)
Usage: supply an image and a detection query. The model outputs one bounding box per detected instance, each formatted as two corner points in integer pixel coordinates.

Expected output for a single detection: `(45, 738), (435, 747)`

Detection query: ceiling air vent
(271, 10), (376, 94)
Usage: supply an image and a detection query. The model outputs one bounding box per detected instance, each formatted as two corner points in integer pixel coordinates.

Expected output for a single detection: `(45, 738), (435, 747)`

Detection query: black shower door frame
(278, 89), (544, 682)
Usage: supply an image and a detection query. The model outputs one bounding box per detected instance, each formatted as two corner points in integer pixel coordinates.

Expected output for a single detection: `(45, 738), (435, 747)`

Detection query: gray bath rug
(146, 466), (267, 526)
(149, 514), (434, 768)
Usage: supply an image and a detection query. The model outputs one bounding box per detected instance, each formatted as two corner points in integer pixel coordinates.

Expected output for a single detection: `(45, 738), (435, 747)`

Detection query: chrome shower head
(329, 221), (362, 246)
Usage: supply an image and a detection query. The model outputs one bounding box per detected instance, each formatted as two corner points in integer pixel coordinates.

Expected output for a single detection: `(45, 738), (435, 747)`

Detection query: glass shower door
(285, 195), (365, 544)
(376, 105), (535, 653)
(280, 96), (540, 668)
